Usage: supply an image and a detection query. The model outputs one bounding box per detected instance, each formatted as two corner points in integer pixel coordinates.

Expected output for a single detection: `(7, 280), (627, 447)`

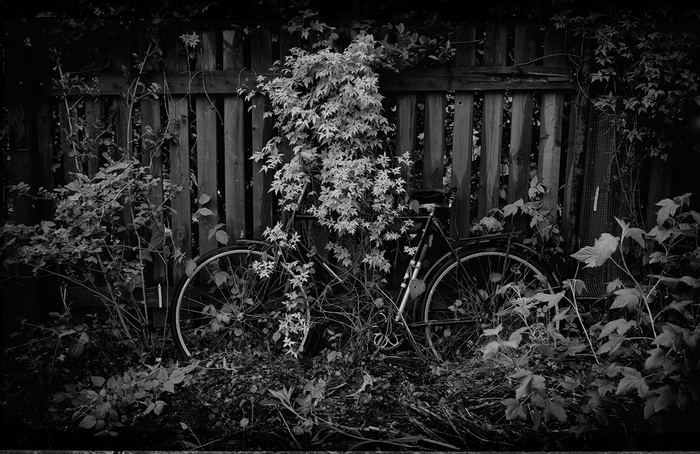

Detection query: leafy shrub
(2, 157), (176, 348)
(481, 194), (699, 436)
(52, 361), (197, 437)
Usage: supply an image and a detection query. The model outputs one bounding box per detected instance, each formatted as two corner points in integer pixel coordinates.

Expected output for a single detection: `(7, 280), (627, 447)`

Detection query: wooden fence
(5, 20), (584, 309)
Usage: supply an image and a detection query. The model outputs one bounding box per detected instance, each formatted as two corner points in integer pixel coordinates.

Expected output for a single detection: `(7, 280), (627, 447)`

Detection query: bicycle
(170, 187), (560, 362)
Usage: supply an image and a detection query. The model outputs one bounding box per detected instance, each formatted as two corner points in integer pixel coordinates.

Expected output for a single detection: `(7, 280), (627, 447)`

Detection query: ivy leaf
(90, 376), (106, 387)
(571, 233), (619, 268)
(616, 369), (649, 398)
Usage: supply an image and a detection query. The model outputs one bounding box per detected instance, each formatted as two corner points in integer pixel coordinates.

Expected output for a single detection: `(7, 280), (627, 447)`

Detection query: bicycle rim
(422, 247), (557, 362)
(170, 245), (310, 359)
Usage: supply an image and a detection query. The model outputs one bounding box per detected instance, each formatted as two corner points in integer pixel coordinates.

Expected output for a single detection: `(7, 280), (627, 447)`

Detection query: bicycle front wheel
(170, 245), (310, 359)
(421, 246), (558, 362)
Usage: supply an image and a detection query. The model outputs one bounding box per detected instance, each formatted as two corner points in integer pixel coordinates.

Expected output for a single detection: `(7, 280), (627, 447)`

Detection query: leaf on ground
(545, 400), (567, 422)
(503, 398), (527, 421)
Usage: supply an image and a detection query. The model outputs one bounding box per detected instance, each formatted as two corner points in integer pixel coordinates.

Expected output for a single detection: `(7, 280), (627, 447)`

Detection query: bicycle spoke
(422, 248), (557, 362)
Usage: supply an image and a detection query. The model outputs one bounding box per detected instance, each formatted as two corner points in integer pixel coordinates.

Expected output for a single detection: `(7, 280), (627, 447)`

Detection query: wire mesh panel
(578, 108), (620, 298)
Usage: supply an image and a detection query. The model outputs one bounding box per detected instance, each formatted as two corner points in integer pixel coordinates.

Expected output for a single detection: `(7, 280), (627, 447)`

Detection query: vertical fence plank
(35, 100), (54, 191)
(85, 98), (104, 176)
(396, 94), (417, 183)
(508, 25), (535, 204)
(251, 29), (273, 238)
(423, 94), (445, 189)
(478, 24), (507, 219)
(59, 99), (80, 181)
(140, 96), (165, 283)
(562, 40), (591, 253)
(169, 98), (191, 282)
(166, 35), (191, 281)
(223, 30), (246, 240)
(195, 31), (219, 254)
(538, 27), (566, 224)
(451, 24), (477, 237)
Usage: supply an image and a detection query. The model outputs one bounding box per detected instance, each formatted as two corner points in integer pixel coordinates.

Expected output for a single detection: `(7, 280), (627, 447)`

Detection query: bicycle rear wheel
(170, 244), (310, 359)
(421, 246), (558, 361)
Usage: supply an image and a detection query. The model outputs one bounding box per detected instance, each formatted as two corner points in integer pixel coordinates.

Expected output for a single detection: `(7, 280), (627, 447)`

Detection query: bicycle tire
(421, 246), (558, 362)
(170, 244), (310, 359)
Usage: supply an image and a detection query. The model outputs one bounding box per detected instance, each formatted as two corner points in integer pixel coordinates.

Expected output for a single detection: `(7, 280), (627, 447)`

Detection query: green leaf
(215, 229), (230, 245)
(616, 369), (649, 398)
(606, 278), (624, 294)
(611, 288), (641, 309)
(503, 398), (527, 421)
(571, 233), (619, 268)
(79, 414), (97, 429)
(545, 400), (567, 422)
(564, 279), (586, 295)
(169, 369), (186, 385)
(408, 279), (425, 299)
(213, 271), (229, 288)
(184, 260), (197, 277)
(154, 400), (166, 415)
(652, 324), (684, 351)
(196, 207), (214, 217)
(532, 291), (565, 308)
(598, 318), (637, 339)
(481, 324), (503, 337)
(627, 227), (647, 248)
(655, 198), (679, 225)
(198, 193), (211, 205)
(90, 376), (106, 387)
